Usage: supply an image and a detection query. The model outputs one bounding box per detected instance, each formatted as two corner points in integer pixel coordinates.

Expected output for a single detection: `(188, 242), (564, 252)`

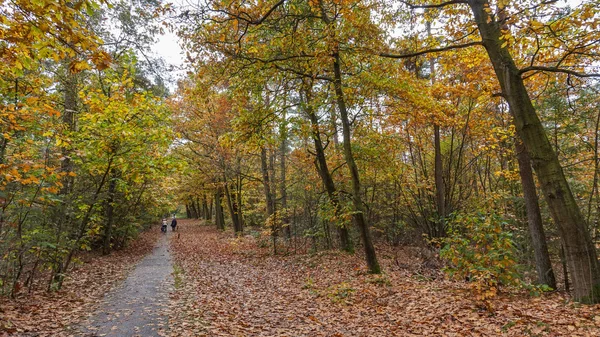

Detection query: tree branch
(519, 66), (600, 78)
(251, 0), (287, 24)
(400, 0), (467, 9)
(379, 41), (483, 59)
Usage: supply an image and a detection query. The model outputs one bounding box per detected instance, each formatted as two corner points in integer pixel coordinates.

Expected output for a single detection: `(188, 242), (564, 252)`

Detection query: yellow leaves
(90, 51), (112, 71)
(44, 104), (61, 117)
(69, 60), (91, 73)
(42, 186), (59, 194)
(20, 176), (41, 185)
(529, 19), (544, 30)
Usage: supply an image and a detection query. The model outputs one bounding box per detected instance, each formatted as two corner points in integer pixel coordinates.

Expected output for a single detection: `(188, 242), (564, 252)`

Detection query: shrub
(440, 212), (520, 304)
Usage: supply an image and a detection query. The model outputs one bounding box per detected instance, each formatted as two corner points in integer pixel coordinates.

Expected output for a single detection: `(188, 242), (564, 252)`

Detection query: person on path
(171, 216), (177, 231)
(161, 218), (168, 233)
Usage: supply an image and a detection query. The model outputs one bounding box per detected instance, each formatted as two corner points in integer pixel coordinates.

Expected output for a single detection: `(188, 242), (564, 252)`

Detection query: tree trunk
(186, 204), (191, 219)
(215, 187), (225, 230)
(428, 20), (446, 238)
(102, 168), (118, 255)
(189, 198), (198, 218)
(515, 140), (557, 288)
(434, 124), (445, 237)
(224, 181), (241, 233)
(235, 178), (244, 233)
(261, 147), (276, 251)
(468, 0), (600, 302)
(261, 147), (274, 218)
(195, 198), (202, 219)
(302, 83), (353, 252)
(52, 156), (114, 290)
(332, 53), (380, 273)
(280, 118), (291, 239)
(202, 194), (209, 220)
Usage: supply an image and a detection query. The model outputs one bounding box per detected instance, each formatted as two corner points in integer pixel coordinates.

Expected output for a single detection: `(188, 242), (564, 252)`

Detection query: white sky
(153, 30), (184, 68)
(151, 1), (188, 87)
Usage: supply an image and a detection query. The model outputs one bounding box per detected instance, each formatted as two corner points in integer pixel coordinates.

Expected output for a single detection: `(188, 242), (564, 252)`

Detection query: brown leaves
(167, 223), (600, 336)
(0, 229), (159, 336)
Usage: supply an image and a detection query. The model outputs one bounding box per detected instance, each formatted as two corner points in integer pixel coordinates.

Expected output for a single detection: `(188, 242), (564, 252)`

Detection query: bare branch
(379, 41), (483, 59)
(399, 0), (467, 9)
(519, 66), (600, 78)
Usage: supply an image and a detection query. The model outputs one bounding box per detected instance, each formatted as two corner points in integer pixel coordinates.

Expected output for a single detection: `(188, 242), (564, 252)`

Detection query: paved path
(77, 231), (173, 336)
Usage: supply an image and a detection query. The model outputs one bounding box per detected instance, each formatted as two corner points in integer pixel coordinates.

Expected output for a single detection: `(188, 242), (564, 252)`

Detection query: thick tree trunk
(332, 53), (380, 273)
(469, 0), (600, 302)
(189, 199), (198, 219)
(195, 198), (202, 219)
(224, 181), (241, 233)
(515, 140), (557, 288)
(302, 84), (353, 252)
(202, 194), (209, 220)
(186, 204), (191, 219)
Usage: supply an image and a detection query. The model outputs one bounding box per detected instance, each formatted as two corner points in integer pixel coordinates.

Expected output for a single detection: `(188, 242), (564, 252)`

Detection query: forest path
(76, 223), (176, 337)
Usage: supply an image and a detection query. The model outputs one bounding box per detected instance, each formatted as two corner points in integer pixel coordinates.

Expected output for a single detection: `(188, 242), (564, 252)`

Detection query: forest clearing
(4, 0), (600, 335)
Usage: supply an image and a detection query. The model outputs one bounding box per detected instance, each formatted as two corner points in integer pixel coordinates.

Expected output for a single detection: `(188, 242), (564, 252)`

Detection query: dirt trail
(75, 228), (174, 337)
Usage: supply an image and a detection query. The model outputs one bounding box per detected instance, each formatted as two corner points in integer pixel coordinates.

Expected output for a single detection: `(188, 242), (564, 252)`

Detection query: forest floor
(2, 220), (600, 336)
(168, 221), (600, 336)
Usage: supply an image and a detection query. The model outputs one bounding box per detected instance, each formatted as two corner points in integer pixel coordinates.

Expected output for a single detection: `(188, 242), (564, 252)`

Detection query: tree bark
(195, 197), (202, 219)
(468, 0), (600, 302)
(186, 204), (191, 219)
(207, 196), (213, 221)
(261, 147), (274, 218)
(280, 118), (291, 239)
(428, 20), (446, 238)
(224, 181), (241, 233)
(102, 168), (118, 255)
(261, 147), (276, 251)
(202, 194), (209, 220)
(515, 140), (557, 288)
(215, 187), (225, 230)
(189, 199), (198, 219)
(302, 83), (353, 252)
(434, 124), (445, 237)
(235, 177), (244, 233)
(332, 52), (380, 273)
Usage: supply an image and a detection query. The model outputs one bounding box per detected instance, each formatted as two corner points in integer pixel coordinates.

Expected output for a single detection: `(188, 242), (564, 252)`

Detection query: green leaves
(440, 212), (520, 305)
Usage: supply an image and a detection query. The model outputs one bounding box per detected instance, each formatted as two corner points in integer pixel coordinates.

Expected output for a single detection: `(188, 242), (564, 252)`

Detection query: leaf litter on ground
(167, 222), (600, 336)
(0, 229), (159, 336)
